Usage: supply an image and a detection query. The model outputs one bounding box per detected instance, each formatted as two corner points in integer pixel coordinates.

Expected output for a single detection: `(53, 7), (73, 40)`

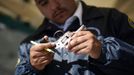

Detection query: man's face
(35, 0), (77, 24)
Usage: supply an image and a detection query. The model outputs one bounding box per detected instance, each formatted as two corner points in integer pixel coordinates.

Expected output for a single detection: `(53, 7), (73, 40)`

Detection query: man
(15, 0), (134, 75)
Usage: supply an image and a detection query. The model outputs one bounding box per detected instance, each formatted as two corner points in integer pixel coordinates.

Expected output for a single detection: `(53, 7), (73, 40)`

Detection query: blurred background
(0, 0), (134, 75)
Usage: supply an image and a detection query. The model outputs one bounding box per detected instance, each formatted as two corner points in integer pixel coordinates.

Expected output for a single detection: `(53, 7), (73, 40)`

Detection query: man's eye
(37, 0), (48, 6)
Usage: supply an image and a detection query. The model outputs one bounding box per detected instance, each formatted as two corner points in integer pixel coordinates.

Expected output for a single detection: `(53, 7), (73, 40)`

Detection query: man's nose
(50, 0), (60, 10)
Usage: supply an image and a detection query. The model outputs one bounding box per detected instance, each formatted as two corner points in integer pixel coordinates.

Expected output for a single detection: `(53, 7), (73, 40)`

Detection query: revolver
(30, 25), (86, 53)
(54, 25), (86, 49)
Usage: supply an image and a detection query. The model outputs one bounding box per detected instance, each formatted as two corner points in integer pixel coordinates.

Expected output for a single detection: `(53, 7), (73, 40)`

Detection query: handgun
(30, 25), (86, 53)
(54, 25), (86, 49)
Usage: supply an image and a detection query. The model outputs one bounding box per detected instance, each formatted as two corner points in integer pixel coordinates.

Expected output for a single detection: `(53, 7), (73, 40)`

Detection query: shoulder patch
(128, 18), (134, 28)
(15, 58), (20, 67)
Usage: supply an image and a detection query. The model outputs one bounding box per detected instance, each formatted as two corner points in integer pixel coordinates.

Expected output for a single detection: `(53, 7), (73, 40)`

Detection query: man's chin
(53, 19), (66, 25)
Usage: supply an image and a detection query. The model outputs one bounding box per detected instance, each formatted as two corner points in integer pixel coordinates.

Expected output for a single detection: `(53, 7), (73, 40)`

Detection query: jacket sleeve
(90, 9), (134, 74)
(15, 43), (43, 75)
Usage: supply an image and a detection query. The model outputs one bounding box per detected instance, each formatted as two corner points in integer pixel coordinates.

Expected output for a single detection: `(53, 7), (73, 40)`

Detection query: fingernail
(51, 42), (56, 47)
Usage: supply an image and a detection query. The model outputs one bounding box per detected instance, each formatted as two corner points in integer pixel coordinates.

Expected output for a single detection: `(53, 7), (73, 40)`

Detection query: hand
(67, 31), (102, 59)
(30, 42), (55, 70)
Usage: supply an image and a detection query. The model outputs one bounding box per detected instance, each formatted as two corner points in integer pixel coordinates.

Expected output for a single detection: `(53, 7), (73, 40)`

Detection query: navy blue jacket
(15, 2), (134, 75)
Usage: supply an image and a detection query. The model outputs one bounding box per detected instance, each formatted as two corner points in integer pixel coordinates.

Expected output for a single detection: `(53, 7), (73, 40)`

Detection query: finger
(32, 53), (53, 65)
(43, 35), (49, 42)
(44, 52), (54, 58)
(32, 58), (47, 66)
(75, 47), (90, 55)
(40, 43), (56, 49)
(39, 35), (49, 43)
(31, 51), (51, 58)
(68, 36), (87, 50)
(72, 31), (87, 38)
(72, 31), (93, 39)
(37, 56), (47, 64)
(40, 55), (53, 65)
(31, 43), (55, 51)
(71, 39), (92, 52)
(31, 52), (45, 58)
(70, 42), (87, 52)
(40, 60), (49, 65)
(41, 59), (52, 65)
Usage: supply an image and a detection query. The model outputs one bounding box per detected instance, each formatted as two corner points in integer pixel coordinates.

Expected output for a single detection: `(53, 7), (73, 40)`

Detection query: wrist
(88, 40), (102, 59)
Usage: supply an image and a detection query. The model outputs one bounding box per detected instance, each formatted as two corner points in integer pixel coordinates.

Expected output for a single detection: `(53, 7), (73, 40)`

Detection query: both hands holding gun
(30, 25), (102, 70)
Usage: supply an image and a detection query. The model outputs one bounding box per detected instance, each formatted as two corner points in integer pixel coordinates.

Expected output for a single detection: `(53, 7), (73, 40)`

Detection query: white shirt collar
(72, 1), (83, 25)
(49, 1), (83, 31)
(63, 1), (83, 31)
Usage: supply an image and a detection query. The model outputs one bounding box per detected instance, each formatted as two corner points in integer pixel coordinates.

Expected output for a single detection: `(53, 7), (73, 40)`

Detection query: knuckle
(88, 39), (94, 44)
(70, 40), (76, 45)
(86, 46), (90, 51)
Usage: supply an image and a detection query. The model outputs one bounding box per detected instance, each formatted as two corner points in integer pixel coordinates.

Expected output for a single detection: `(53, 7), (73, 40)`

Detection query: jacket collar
(81, 1), (105, 22)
